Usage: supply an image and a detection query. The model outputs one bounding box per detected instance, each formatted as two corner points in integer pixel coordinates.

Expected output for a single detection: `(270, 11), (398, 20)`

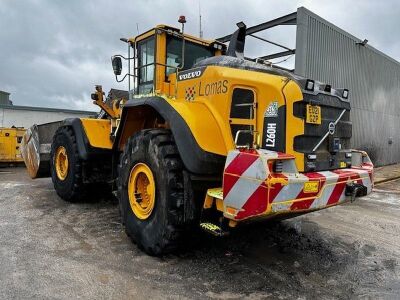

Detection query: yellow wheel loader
(21, 17), (374, 255)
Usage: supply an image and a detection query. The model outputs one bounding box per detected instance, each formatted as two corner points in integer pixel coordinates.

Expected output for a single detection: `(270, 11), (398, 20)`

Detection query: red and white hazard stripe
(222, 149), (373, 220)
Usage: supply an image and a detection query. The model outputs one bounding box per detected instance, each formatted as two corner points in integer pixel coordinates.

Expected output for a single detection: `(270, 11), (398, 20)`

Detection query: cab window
(137, 37), (155, 94)
(166, 36), (213, 76)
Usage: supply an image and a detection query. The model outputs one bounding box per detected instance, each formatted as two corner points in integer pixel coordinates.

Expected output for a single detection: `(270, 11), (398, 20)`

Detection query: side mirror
(112, 56), (122, 76)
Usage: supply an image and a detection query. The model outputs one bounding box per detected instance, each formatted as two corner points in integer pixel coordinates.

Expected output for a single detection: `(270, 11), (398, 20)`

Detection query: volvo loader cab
(111, 24), (224, 99)
(22, 17), (373, 255)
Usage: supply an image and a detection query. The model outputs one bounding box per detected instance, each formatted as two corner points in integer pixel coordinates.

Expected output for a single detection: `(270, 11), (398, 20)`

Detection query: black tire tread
(117, 129), (187, 255)
(50, 126), (85, 202)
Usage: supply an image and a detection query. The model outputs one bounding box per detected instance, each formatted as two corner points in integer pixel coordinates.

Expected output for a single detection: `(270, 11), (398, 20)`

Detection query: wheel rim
(128, 163), (156, 220)
(55, 146), (69, 181)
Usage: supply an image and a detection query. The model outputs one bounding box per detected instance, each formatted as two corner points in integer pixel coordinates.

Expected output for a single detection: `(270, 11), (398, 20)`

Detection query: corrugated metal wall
(295, 7), (400, 166)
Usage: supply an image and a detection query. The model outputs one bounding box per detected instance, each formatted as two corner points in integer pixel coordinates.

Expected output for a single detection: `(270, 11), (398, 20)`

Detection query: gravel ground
(0, 167), (399, 299)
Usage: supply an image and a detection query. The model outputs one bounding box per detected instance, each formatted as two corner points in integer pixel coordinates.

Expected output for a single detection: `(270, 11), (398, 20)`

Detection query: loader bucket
(20, 122), (61, 178)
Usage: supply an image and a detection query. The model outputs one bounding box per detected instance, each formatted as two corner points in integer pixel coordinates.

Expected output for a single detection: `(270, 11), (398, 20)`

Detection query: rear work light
(305, 79), (314, 91)
(324, 84), (331, 93)
(342, 89), (349, 99)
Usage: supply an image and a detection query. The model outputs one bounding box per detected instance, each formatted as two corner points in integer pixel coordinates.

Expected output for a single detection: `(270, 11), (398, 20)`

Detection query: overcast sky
(0, 0), (399, 111)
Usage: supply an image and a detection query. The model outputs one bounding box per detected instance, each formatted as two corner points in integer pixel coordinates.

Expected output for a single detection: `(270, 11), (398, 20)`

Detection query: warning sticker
(265, 101), (278, 117)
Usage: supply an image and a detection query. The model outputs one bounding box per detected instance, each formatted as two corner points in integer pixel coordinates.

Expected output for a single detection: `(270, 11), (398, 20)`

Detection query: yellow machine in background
(0, 127), (25, 165)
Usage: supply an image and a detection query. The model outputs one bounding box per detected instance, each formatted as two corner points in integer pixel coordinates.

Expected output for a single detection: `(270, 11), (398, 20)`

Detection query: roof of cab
(129, 24), (226, 48)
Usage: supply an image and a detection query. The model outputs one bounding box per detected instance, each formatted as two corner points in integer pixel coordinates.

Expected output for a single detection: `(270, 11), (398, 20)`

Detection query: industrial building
(0, 91), (96, 128)
(0, 90), (12, 105)
(219, 7), (400, 166)
(0, 90), (96, 164)
(295, 8), (400, 166)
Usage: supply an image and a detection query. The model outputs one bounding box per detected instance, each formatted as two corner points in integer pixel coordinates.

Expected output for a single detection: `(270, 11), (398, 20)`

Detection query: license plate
(306, 104), (321, 125)
(304, 181), (319, 193)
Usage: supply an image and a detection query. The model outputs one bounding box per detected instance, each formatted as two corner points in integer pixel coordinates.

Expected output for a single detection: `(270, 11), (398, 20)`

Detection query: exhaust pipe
(226, 22), (246, 59)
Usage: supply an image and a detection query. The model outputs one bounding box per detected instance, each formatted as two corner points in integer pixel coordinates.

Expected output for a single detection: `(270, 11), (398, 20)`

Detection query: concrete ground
(0, 167), (399, 299)
(374, 163), (400, 183)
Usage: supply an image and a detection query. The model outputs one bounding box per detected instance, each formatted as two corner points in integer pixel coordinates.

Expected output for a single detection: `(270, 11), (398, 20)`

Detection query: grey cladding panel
(295, 7), (400, 166)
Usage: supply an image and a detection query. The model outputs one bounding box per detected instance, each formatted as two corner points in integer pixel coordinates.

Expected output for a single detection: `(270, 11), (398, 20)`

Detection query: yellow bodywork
(80, 25), (306, 171)
(283, 80), (305, 170)
(161, 66), (301, 159)
(80, 119), (113, 149)
(0, 127), (25, 164)
(135, 26), (304, 169)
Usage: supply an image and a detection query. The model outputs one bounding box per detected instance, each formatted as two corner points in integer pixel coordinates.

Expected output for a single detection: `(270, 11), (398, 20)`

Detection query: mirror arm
(115, 73), (136, 83)
(112, 54), (135, 60)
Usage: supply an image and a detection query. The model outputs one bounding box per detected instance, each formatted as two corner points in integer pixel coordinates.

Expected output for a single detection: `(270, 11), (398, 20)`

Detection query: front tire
(50, 126), (85, 202)
(118, 129), (187, 255)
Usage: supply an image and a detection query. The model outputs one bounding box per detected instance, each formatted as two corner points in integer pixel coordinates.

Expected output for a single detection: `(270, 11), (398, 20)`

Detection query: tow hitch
(345, 182), (368, 202)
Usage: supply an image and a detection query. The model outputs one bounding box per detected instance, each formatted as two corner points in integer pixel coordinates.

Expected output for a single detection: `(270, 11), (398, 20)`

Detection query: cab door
(229, 88), (257, 147)
(136, 36), (156, 95)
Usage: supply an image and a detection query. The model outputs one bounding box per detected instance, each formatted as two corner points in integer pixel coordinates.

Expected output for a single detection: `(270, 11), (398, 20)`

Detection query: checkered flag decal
(185, 86), (196, 101)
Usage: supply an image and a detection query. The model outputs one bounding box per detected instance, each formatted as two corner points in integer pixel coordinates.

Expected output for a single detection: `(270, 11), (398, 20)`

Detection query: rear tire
(118, 129), (187, 255)
(50, 126), (85, 202)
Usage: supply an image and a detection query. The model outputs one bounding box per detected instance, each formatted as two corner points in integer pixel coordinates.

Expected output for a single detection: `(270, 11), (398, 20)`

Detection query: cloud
(0, 0), (398, 110)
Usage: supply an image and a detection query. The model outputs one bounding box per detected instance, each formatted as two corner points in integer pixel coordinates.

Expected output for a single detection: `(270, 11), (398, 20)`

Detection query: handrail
(234, 130), (260, 149)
